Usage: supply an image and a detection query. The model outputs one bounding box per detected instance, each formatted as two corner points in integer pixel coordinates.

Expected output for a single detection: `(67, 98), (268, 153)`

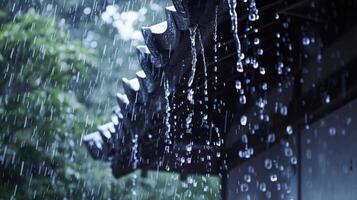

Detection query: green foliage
(0, 11), (101, 199)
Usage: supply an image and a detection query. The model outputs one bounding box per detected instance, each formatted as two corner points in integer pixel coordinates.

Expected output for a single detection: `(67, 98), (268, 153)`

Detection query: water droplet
(329, 127), (336, 136)
(165, 165), (170, 171)
(240, 95), (247, 104)
(267, 133), (276, 143)
(216, 152), (221, 158)
(275, 13), (280, 19)
(187, 157), (192, 164)
(265, 158), (273, 169)
(83, 7), (92, 15)
(187, 27), (198, 87)
(302, 37), (310, 46)
(242, 134), (248, 144)
(187, 89), (194, 104)
(262, 83), (268, 91)
(186, 143), (193, 152)
(325, 95), (331, 104)
(244, 174), (251, 183)
(284, 147), (293, 157)
(235, 80), (242, 90)
(180, 157), (185, 163)
(257, 98), (266, 109)
(236, 62), (244, 72)
(227, 0), (243, 72)
(259, 182), (267, 192)
(203, 185), (209, 192)
(240, 115), (247, 126)
(270, 174), (277, 182)
(259, 67), (266, 75)
(252, 60), (259, 69)
(254, 38), (260, 45)
(286, 125), (293, 135)
(240, 183), (249, 192)
(280, 106), (288, 116)
(291, 156), (297, 165)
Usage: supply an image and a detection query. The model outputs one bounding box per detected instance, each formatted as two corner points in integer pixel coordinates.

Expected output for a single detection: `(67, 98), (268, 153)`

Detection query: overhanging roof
(83, 0), (357, 178)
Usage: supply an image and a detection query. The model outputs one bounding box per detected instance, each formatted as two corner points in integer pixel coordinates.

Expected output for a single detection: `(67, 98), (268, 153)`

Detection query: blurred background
(0, 0), (220, 199)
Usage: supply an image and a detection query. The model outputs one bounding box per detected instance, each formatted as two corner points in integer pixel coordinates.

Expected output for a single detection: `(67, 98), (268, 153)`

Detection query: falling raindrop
(240, 95), (247, 104)
(248, 0), (259, 22)
(265, 158), (273, 170)
(244, 174), (252, 183)
(325, 95), (331, 104)
(254, 37), (260, 45)
(267, 133), (276, 143)
(259, 67), (266, 75)
(257, 98), (266, 109)
(227, 0), (243, 72)
(240, 115), (248, 126)
(240, 183), (249, 192)
(329, 127), (336, 136)
(302, 37), (311, 46)
(262, 83), (268, 91)
(186, 113), (193, 134)
(187, 89), (194, 104)
(291, 156), (298, 165)
(284, 147), (293, 157)
(270, 174), (278, 182)
(164, 80), (171, 147)
(83, 7), (91, 15)
(280, 105), (288, 116)
(259, 182), (267, 192)
(198, 30), (209, 99)
(252, 60), (259, 69)
(235, 80), (242, 90)
(188, 26), (198, 87)
(242, 134), (248, 143)
(186, 143), (193, 152)
(275, 13), (280, 19)
(286, 125), (293, 135)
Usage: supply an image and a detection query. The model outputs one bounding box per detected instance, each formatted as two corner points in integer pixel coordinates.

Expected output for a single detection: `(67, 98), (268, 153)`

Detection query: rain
(1, 0), (357, 200)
